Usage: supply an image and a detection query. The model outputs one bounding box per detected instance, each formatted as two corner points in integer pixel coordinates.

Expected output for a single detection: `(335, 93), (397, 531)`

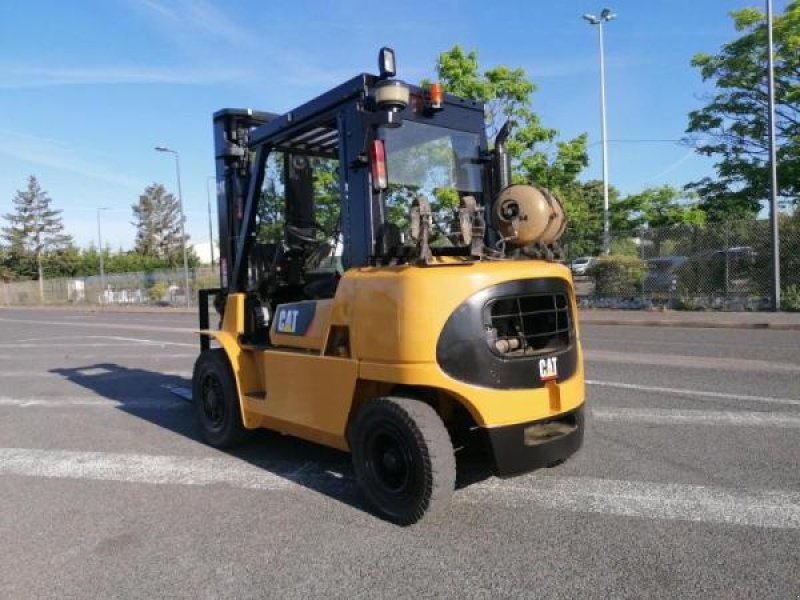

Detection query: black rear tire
(349, 397), (456, 525)
(192, 349), (252, 448)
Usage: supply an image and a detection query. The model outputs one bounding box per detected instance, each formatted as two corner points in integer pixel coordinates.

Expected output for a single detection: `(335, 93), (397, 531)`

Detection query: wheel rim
(200, 373), (226, 431)
(364, 420), (417, 496)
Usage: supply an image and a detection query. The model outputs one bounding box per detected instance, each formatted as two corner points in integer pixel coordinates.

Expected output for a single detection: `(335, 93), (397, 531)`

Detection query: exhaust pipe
(493, 120), (513, 195)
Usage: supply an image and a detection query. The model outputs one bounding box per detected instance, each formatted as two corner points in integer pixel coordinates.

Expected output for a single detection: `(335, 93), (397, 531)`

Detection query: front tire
(349, 397), (456, 525)
(192, 349), (251, 448)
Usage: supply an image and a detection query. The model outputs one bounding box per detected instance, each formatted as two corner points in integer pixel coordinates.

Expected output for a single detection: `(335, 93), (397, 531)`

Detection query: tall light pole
(205, 176), (216, 267)
(96, 207), (108, 305)
(583, 8), (616, 255)
(766, 0), (781, 311)
(155, 146), (191, 308)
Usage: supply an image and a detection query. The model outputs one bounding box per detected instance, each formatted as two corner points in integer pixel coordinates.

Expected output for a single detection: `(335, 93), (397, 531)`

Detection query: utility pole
(583, 8), (616, 255)
(96, 207), (108, 304)
(766, 0), (781, 311)
(155, 146), (192, 308)
(206, 176), (216, 267)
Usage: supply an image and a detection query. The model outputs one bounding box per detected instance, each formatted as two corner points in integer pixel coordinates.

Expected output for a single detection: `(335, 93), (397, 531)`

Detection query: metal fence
(2, 217), (799, 311)
(0, 267), (218, 307)
(573, 217), (800, 311)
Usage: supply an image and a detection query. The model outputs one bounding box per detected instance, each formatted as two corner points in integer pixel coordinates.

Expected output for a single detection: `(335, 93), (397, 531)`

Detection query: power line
(587, 138), (684, 147)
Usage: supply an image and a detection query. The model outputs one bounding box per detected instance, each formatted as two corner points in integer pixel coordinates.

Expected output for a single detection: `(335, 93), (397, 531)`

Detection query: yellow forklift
(195, 48), (585, 524)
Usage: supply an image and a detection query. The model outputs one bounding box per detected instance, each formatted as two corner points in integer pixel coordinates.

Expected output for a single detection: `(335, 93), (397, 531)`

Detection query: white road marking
(0, 448), (291, 491)
(1, 447), (798, 529)
(587, 380), (800, 407)
(469, 476), (800, 530)
(0, 397), (185, 409)
(0, 343), (145, 348)
(0, 316), (192, 335)
(584, 349), (800, 374)
(106, 335), (196, 348)
(583, 334), (800, 352)
(0, 336), (195, 349)
(0, 353), (197, 360)
(591, 407), (800, 428)
(17, 335), (119, 342)
(1, 370), (191, 378)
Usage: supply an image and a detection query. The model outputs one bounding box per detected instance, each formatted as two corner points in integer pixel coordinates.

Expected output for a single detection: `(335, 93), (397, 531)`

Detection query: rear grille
(487, 293), (571, 358)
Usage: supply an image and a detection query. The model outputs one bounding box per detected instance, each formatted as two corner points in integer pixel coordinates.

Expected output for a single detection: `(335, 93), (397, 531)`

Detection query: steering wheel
(286, 221), (329, 244)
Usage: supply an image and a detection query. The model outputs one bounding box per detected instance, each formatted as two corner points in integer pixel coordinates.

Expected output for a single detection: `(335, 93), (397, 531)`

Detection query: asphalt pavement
(0, 307), (798, 599)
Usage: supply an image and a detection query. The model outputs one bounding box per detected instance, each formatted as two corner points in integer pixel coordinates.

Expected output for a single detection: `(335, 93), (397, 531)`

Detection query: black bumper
(484, 406), (584, 477)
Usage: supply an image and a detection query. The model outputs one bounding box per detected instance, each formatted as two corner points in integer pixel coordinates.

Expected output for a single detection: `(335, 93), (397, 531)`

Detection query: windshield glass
(380, 121), (482, 194)
(378, 121), (484, 243)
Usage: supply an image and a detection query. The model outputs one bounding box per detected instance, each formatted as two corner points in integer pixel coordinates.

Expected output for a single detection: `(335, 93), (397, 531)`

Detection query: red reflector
(370, 139), (388, 190)
(429, 82), (443, 109)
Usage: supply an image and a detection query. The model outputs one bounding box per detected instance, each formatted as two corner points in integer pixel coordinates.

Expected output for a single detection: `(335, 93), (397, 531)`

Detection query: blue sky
(0, 0), (788, 249)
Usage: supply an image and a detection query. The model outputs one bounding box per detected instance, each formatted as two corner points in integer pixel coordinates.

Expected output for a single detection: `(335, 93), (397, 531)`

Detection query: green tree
(2, 176), (72, 300)
(433, 46), (589, 249)
(0, 247), (15, 282)
(618, 186), (706, 230)
(132, 183), (188, 265)
(258, 156), (286, 244)
(686, 2), (800, 221)
(617, 186), (707, 256)
(435, 46), (589, 192)
(311, 158), (341, 236)
(257, 155), (341, 244)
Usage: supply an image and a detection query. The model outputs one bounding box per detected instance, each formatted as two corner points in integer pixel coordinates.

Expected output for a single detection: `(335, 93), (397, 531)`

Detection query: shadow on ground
(49, 363), (495, 521)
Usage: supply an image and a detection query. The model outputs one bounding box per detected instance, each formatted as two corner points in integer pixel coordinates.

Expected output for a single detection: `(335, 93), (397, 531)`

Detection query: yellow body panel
(269, 299), (333, 351)
(200, 260), (585, 451)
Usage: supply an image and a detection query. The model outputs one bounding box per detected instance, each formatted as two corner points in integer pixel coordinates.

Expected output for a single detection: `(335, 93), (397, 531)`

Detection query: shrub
(148, 281), (169, 303)
(195, 275), (219, 291)
(587, 255), (646, 297)
(781, 285), (800, 312)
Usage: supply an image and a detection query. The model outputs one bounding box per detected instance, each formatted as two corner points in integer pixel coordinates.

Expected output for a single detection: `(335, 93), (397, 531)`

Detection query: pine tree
(2, 175), (72, 301)
(132, 183), (188, 264)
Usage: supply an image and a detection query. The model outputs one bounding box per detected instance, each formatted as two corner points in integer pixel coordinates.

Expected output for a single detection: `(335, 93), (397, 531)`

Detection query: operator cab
(210, 48), (565, 347)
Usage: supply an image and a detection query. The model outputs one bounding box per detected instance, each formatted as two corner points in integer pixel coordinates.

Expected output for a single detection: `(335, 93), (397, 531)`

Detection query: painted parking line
(0, 448), (293, 491)
(1, 369), (192, 378)
(106, 335), (197, 348)
(584, 349), (800, 374)
(0, 396), (186, 409)
(591, 407), (800, 428)
(0, 316), (192, 335)
(0, 353), (198, 361)
(1, 447), (798, 529)
(587, 380), (800, 407)
(468, 475), (800, 530)
(0, 343), (148, 348)
(0, 336), (196, 349)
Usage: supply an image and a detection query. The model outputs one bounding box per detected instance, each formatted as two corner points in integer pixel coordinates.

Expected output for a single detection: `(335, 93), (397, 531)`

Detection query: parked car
(643, 256), (688, 294)
(570, 256), (597, 276)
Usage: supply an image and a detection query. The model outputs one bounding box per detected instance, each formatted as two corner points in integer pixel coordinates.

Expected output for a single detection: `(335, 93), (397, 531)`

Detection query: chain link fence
(0, 267), (218, 307)
(3, 217), (799, 311)
(573, 216), (800, 311)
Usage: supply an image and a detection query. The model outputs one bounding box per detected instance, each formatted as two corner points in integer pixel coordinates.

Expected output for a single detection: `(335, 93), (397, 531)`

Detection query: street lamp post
(583, 8), (616, 256)
(205, 176), (216, 267)
(96, 207), (108, 305)
(155, 146), (191, 308)
(766, 0), (781, 311)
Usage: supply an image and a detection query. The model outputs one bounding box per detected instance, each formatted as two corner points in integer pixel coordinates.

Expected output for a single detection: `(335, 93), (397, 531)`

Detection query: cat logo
(276, 309), (299, 333)
(538, 356), (558, 381)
